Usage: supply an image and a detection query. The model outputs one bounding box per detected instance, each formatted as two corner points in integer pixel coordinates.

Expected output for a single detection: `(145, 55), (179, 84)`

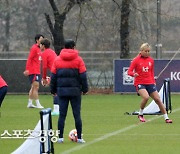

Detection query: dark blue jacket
(50, 48), (88, 96)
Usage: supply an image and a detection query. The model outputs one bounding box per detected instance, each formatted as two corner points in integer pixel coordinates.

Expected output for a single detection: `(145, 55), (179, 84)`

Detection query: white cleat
(57, 138), (64, 143)
(36, 104), (44, 109)
(27, 104), (36, 108)
(77, 139), (86, 143)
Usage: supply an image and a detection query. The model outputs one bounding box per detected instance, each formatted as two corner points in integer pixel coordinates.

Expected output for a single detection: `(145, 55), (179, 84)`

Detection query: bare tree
(45, 0), (90, 55)
(120, 0), (131, 58)
(2, 0), (10, 52)
(112, 0), (131, 58)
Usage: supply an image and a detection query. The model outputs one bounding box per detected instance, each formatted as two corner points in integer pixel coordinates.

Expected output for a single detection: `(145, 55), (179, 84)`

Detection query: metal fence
(0, 51), (179, 93)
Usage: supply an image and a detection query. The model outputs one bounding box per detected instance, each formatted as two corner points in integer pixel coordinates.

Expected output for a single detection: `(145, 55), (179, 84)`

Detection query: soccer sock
(139, 109), (144, 115)
(53, 104), (59, 112)
(163, 113), (169, 120)
(28, 99), (33, 104)
(35, 99), (41, 105)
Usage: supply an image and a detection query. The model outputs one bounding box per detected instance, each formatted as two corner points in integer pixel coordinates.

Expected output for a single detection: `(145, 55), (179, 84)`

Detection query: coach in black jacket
(50, 39), (88, 143)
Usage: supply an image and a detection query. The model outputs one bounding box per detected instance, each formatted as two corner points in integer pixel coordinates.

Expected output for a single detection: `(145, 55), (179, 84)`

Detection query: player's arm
(128, 59), (138, 77)
(151, 60), (156, 83)
(24, 47), (36, 76)
(79, 57), (88, 94)
(41, 53), (48, 79)
(50, 60), (58, 94)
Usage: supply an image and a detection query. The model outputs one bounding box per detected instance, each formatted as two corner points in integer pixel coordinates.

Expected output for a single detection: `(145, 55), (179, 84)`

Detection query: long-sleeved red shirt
(128, 54), (155, 86)
(25, 44), (41, 75)
(41, 48), (57, 79)
(0, 75), (8, 88)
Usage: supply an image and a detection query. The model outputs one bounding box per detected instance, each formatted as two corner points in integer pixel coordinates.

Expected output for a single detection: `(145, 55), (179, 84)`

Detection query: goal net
(125, 78), (172, 115)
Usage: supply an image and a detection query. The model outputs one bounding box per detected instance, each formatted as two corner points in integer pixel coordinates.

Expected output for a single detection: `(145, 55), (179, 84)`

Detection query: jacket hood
(60, 49), (78, 61)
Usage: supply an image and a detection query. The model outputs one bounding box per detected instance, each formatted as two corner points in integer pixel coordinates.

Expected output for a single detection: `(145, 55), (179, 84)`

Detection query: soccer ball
(68, 129), (78, 142)
(41, 76), (51, 87)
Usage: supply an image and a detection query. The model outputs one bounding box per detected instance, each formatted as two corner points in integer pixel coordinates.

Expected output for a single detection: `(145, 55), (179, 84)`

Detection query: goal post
(12, 108), (54, 154)
(40, 108), (54, 154)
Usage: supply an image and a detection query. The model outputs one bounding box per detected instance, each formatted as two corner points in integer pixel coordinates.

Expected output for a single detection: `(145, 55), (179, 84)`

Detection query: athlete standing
(128, 43), (172, 123)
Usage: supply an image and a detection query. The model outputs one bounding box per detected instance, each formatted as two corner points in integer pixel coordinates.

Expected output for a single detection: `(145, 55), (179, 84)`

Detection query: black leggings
(0, 86), (8, 107)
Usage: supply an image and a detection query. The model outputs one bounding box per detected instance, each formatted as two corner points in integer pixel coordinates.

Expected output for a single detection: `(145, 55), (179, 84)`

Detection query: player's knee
(154, 97), (161, 104)
(143, 96), (149, 101)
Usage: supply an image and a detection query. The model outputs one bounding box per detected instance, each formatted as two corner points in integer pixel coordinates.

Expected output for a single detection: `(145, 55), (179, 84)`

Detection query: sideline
(61, 108), (180, 154)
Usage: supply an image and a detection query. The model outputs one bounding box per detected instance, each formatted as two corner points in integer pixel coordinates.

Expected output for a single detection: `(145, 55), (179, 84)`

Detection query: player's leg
(70, 95), (85, 143)
(150, 91), (172, 123)
(51, 95), (59, 116)
(31, 75), (43, 108)
(137, 86), (150, 122)
(58, 96), (69, 142)
(0, 86), (8, 107)
(27, 75), (36, 108)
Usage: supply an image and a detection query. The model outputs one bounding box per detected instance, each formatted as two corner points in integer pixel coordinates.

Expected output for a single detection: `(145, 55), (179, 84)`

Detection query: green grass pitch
(0, 94), (180, 154)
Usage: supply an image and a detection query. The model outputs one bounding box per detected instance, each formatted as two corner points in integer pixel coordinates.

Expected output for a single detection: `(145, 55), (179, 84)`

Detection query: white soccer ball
(41, 76), (51, 87)
(68, 129), (78, 142)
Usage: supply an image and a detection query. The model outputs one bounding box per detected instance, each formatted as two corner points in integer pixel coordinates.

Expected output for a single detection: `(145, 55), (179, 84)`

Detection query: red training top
(25, 44), (41, 75)
(0, 75), (8, 88)
(128, 54), (155, 86)
(41, 48), (57, 79)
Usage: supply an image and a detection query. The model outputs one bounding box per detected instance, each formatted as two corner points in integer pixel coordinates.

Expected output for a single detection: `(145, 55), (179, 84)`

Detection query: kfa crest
(123, 67), (134, 85)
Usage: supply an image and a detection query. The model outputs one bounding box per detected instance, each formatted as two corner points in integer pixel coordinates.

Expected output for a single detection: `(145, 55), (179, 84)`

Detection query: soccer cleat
(51, 111), (59, 116)
(77, 139), (86, 143)
(27, 103), (36, 108)
(36, 104), (44, 109)
(165, 119), (172, 123)
(138, 115), (146, 122)
(57, 138), (64, 143)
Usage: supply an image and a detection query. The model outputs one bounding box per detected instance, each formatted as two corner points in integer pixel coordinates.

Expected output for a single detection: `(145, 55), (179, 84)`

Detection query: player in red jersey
(128, 43), (172, 123)
(23, 34), (44, 109)
(0, 75), (8, 108)
(40, 38), (59, 116)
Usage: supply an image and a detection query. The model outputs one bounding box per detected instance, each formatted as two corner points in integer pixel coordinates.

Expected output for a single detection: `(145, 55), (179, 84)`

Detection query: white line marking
(61, 108), (180, 154)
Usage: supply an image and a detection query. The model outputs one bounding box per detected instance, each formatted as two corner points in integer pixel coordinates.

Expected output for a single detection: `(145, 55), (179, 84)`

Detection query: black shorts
(135, 84), (157, 95)
(28, 74), (41, 84)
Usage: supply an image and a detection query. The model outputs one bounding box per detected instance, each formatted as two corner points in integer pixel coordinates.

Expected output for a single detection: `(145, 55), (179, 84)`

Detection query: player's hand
(42, 78), (48, 85)
(134, 73), (139, 77)
(82, 92), (88, 95)
(23, 70), (29, 76)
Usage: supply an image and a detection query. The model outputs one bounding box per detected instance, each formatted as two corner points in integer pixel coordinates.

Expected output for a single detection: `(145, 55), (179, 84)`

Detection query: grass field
(0, 94), (180, 154)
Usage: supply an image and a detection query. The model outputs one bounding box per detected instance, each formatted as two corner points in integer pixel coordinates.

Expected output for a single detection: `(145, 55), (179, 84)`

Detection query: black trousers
(58, 95), (82, 139)
(0, 86), (7, 107)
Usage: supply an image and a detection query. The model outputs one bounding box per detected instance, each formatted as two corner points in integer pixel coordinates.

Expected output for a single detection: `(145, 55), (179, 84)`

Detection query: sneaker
(27, 103), (36, 108)
(165, 119), (172, 123)
(51, 111), (59, 116)
(77, 139), (86, 143)
(138, 115), (146, 122)
(36, 104), (44, 109)
(57, 138), (64, 143)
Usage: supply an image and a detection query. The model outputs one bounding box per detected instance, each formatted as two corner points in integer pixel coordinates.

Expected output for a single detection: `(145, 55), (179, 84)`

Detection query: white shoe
(77, 139), (86, 143)
(27, 103), (36, 108)
(36, 104), (44, 109)
(57, 138), (64, 143)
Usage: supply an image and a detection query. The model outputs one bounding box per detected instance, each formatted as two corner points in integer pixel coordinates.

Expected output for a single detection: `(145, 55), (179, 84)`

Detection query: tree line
(0, 0), (179, 58)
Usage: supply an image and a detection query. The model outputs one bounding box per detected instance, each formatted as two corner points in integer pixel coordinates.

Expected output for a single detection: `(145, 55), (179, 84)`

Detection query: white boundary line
(61, 108), (180, 154)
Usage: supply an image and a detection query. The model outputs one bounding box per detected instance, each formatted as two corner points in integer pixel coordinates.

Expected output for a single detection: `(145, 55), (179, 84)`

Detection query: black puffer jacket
(50, 48), (88, 96)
